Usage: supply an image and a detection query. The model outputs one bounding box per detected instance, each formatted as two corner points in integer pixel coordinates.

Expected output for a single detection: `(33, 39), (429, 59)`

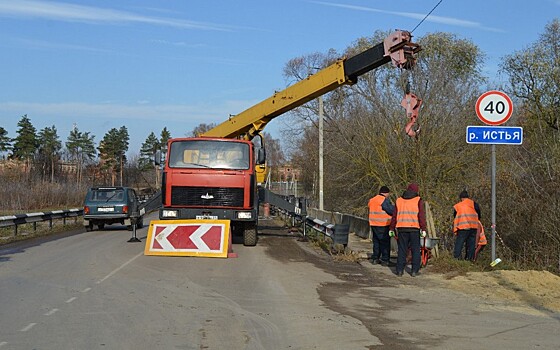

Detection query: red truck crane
(155, 30), (421, 246)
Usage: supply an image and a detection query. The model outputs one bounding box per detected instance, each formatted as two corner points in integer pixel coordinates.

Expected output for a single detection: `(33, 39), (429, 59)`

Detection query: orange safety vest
(476, 221), (487, 246)
(453, 198), (479, 233)
(395, 197), (420, 229)
(368, 194), (392, 226)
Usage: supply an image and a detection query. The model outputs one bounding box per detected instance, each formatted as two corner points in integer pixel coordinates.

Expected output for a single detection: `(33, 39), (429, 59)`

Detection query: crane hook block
(384, 30), (421, 70)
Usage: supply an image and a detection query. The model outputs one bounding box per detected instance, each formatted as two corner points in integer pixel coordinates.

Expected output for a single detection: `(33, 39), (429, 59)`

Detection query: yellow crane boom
(201, 30), (420, 141)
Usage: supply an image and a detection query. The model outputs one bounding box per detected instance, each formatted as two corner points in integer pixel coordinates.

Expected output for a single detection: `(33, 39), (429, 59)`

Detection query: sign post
(474, 91), (517, 264)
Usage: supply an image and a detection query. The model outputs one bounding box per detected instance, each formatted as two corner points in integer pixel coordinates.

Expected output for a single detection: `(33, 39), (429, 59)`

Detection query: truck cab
(159, 138), (262, 245)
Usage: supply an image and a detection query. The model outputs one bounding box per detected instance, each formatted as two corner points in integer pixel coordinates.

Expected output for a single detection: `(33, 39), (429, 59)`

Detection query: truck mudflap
(144, 219), (233, 258)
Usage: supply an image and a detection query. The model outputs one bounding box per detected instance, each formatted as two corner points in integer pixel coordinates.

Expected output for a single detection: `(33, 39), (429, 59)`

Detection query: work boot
(411, 271), (419, 277)
(380, 261), (389, 267)
(396, 271), (403, 277)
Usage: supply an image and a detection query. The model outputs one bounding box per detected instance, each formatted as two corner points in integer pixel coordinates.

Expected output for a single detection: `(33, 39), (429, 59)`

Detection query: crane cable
(411, 0), (444, 34)
(401, 0), (443, 138)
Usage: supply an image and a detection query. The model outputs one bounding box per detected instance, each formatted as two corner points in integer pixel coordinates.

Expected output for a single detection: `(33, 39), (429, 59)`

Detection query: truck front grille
(171, 186), (244, 207)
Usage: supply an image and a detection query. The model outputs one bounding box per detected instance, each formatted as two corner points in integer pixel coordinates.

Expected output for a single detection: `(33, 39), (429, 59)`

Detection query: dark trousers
(454, 229), (477, 260)
(396, 229), (421, 273)
(371, 225), (390, 262)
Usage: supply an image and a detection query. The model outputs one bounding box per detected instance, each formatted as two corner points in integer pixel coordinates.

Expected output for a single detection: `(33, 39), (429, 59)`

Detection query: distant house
(278, 165), (300, 182)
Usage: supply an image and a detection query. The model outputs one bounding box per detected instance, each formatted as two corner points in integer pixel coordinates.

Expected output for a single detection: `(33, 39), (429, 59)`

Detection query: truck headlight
(162, 209), (178, 218)
(237, 211), (252, 219)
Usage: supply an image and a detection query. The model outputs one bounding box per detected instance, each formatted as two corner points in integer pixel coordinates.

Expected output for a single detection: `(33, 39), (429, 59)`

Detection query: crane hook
(401, 82), (422, 138)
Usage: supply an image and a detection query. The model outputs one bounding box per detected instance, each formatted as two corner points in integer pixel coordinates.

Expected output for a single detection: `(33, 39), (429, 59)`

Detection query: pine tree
(117, 126), (129, 186)
(98, 126), (129, 186)
(159, 127), (171, 161)
(139, 132), (160, 170)
(66, 127), (96, 183)
(0, 126), (11, 157)
(12, 115), (38, 174)
(159, 127), (171, 188)
(38, 125), (62, 183)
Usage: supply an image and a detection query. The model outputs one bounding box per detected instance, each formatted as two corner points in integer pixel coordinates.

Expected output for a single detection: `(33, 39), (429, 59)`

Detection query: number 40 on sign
(475, 90), (513, 126)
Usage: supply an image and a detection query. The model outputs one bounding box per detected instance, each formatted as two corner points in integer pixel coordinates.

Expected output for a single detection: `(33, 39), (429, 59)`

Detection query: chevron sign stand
(144, 220), (233, 258)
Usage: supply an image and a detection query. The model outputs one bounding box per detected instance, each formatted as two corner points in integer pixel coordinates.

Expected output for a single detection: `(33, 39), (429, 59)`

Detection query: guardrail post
(49, 219), (53, 229)
(33, 222), (37, 232)
(14, 225), (17, 236)
(333, 224), (350, 246)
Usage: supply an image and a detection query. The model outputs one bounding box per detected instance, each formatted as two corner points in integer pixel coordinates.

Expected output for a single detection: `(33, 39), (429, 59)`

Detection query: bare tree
(498, 19), (560, 269)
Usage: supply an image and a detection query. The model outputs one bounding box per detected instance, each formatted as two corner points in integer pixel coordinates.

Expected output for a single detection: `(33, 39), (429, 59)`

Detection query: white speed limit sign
(475, 90), (513, 125)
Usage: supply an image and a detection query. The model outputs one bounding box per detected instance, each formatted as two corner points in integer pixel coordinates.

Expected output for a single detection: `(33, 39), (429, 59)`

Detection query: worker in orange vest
(389, 183), (427, 277)
(453, 190), (481, 260)
(368, 185), (394, 266)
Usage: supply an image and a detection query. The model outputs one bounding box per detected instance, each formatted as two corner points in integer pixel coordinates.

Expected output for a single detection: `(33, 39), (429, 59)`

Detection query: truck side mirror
(256, 147), (266, 165)
(154, 150), (161, 166)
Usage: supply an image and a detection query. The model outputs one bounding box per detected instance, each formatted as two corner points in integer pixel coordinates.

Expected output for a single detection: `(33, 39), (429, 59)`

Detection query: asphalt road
(0, 214), (558, 349)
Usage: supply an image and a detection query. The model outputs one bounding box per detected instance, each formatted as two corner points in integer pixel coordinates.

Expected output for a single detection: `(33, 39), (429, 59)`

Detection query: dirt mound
(443, 270), (560, 314)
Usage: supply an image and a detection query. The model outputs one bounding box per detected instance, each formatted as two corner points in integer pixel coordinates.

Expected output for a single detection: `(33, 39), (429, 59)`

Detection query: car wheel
(85, 223), (93, 232)
(97, 223), (105, 230)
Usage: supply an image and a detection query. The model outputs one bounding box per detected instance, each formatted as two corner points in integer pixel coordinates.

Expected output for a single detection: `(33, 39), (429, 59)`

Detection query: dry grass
(0, 220), (82, 245)
(427, 250), (516, 277)
(0, 181), (87, 211)
(303, 227), (362, 262)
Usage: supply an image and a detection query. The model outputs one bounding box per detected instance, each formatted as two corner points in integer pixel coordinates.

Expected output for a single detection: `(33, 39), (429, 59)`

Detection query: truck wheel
(97, 223), (105, 230)
(137, 217), (144, 229)
(243, 223), (258, 246)
(85, 223), (93, 232)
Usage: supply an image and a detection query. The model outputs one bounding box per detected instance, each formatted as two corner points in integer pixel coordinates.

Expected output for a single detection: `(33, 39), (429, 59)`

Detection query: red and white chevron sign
(144, 220), (230, 257)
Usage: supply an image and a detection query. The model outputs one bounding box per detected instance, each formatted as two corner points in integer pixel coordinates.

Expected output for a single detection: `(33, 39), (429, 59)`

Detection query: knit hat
(379, 185), (390, 194)
(407, 183), (419, 193)
(459, 190), (469, 199)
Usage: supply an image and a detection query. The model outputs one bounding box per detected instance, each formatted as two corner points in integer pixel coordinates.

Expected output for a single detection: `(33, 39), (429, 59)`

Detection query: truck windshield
(168, 140), (250, 170)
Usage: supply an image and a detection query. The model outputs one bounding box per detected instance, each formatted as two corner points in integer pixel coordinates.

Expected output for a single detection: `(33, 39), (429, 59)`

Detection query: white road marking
(0, 341), (8, 347)
(81, 287), (91, 293)
(96, 251), (143, 284)
(20, 323), (36, 332)
(44, 308), (59, 316)
(66, 297), (77, 303)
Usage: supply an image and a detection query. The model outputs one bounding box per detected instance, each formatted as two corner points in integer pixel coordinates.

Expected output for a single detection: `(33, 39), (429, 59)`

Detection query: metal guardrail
(0, 190), (163, 240)
(261, 190), (364, 247)
(306, 208), (371, 240)
(259, 188), (307, 218)
(0, 209), (83, 236)
(138, 190), (162, 214)
(305, 216), (350, 246)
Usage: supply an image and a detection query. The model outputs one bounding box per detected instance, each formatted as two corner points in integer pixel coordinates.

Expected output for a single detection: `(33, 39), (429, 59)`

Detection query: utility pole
(318, 95), (324, 211)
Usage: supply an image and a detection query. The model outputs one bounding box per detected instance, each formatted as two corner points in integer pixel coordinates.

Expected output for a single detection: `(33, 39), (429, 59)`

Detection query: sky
(0, 0), (558, 156)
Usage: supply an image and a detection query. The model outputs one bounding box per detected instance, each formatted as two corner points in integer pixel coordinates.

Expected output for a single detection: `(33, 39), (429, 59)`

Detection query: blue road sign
(466, 126), (523, 145)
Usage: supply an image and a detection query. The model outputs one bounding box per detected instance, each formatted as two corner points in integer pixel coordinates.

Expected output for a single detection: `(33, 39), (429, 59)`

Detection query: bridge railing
(0, 209), (83, 237)
(263, 191), (371, 247)
(305, 208), (370, 247)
